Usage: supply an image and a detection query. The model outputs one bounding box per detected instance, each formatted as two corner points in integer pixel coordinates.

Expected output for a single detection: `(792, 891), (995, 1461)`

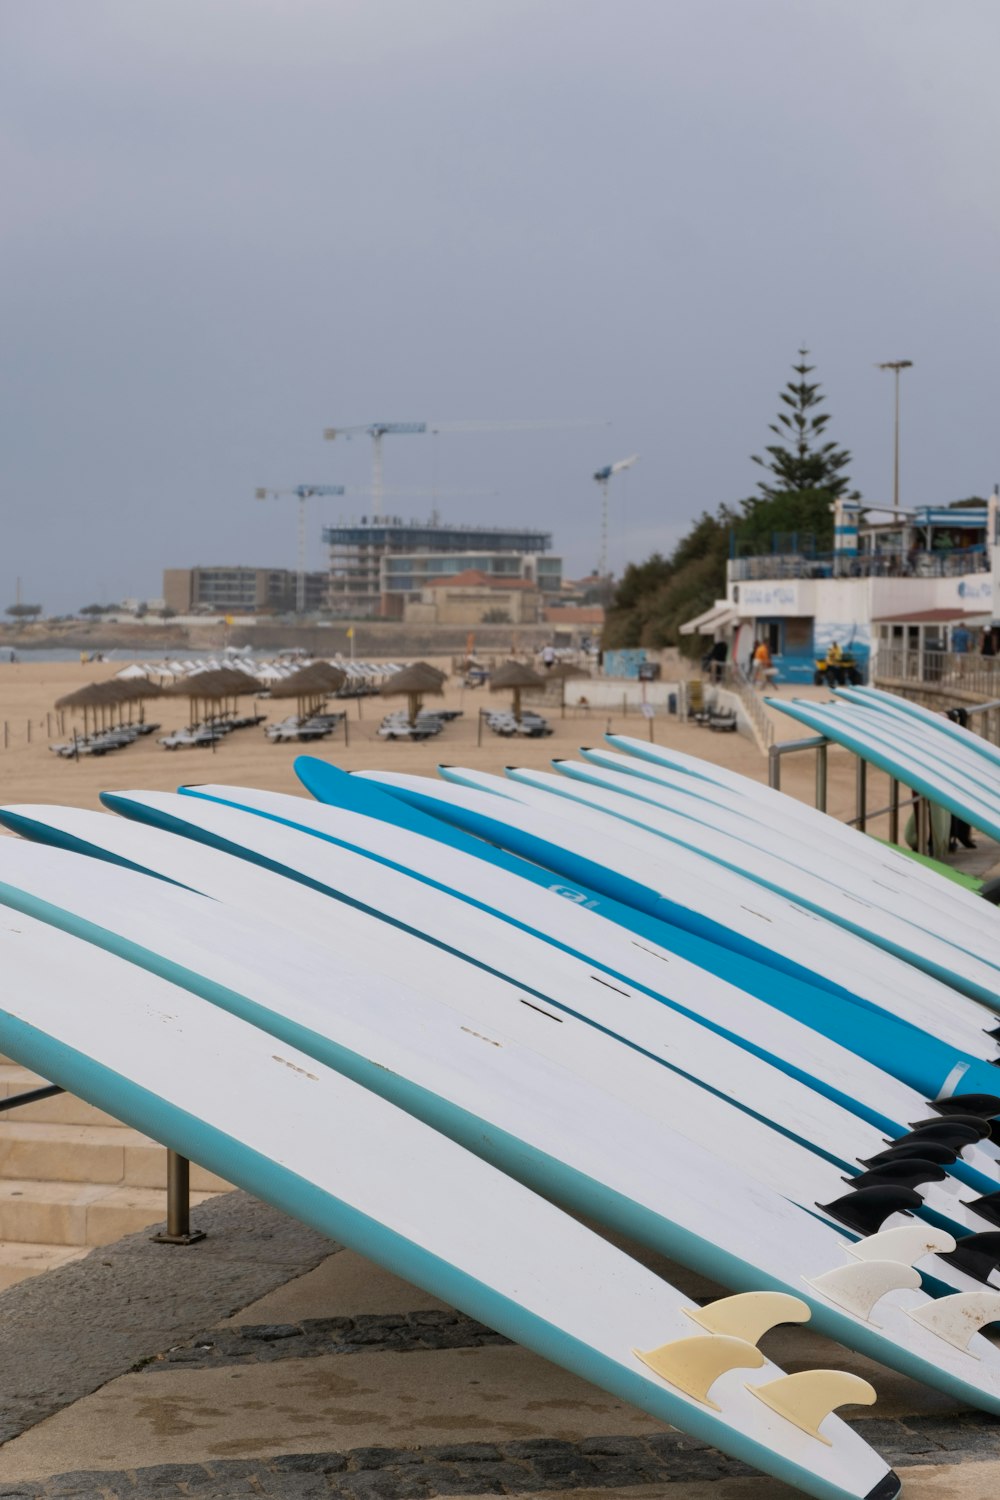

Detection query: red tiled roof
(873, 608), (989, 623)
(543, 605), (605, 624)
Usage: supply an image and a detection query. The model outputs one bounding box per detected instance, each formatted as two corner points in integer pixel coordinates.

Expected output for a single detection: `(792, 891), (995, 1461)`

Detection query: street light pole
(876, 360), (913, 517)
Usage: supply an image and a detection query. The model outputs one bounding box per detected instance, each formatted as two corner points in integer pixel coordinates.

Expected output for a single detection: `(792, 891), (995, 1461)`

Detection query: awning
(679, 601), (738, 636)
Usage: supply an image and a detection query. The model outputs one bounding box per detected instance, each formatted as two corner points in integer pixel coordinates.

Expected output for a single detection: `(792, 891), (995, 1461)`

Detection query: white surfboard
(0, 906), (896, 1499)
(363, 767), (1000, 1063)
(1, 833), (997, 1254)
(501, 759), (1000, 1003)
(0, 855), (995, 1438)
(6, 795), (997, 1184)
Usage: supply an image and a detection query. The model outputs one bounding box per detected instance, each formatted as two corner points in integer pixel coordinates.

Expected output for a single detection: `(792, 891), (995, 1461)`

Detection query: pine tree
(751, 350), (859, 500)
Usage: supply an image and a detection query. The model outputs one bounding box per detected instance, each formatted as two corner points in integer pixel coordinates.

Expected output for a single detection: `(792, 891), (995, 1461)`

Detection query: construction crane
(255, 481), (498, 615)
(593, 455), (638, 581)
(323, 419), (608, 519)
(255, 485), (346, 614)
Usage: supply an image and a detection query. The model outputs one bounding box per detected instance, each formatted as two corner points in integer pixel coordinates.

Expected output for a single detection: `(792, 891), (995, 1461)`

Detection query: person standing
(751, 638), (772, 686)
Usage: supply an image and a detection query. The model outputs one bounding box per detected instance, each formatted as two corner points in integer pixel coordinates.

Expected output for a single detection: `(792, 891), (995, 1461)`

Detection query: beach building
(322, 517), (562, 618)
(163, 566), (328, 616)
(403, 568), (542, 626)
(683, 495), (998, 684)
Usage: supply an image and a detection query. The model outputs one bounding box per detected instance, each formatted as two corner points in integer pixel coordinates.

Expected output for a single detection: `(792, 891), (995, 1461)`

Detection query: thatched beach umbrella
(380, 662), (445, 727)
(268, 663), (346, 718)
(489, 660), (544, 721)
(55, 678), (161, 737)
(547, 660), (591, 717)
(164, 668), (262, 724)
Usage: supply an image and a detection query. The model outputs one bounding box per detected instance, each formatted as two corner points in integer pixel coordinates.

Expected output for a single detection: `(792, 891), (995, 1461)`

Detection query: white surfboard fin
(846, 1224), (956, 1266)
(684, 1291), (810, 1345)
(633, 1334), (764, 1409)
(907, 1291), (1000, 1353)
(749, 1369), (877, 1445)
(806, 1259), (921, 1321)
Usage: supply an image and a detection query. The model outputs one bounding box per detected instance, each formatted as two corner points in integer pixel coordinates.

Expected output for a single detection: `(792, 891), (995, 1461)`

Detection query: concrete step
(0, 1066), (119, 1127)
(0, 1181), (221, 1247)
(0, 1122), (228, 1191)
(0, 1242), (91, 1290)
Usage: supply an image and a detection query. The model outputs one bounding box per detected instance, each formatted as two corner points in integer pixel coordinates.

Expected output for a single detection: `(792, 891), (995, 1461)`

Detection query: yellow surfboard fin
(633, 1334), (764, 1409)
(684, 1291), (810, 1345)
(750, 1369), (877, 1444)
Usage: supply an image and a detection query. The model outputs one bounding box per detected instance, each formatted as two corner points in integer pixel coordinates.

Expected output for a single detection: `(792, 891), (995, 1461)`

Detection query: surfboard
(603, 733), (997, 916)
(355, 768), (1000, 1080)
(832, 689), (1000, 793)
(574, 744), (1000, 952)
(2, 831), (997, 1252)
(498, 759), (1000, 1005)
(840, 686), (1000, 777)
(0, 906), (896, 1499)
(768, 698), (1000, 847)
(0, 847), (994, 1437)
(8, 792), (1000, 1174)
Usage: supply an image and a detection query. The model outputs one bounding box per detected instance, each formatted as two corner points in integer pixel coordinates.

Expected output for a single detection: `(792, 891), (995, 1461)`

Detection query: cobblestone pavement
(3, 1194), (1000, 1499)
(6, 1417), (1000, 1500)
(142, 1310), (511, 1369)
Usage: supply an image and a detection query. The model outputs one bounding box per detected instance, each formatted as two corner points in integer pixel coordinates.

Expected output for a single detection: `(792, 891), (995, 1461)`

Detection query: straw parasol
(546, 660), (591, 717)
(380, 662), (446, 727)
(489, 660), (544, 721)
(268, 663), (347, 718)
(164, 668), (262, 724)
(55, 678), (164, 737)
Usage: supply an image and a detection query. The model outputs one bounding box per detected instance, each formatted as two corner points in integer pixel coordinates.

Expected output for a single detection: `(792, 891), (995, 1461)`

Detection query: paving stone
(423, 1446), (502, 1465)
(267, 1453), (349, 1476)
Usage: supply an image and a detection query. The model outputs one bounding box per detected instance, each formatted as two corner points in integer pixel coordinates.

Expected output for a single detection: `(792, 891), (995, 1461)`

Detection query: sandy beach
(0, 656), (890, 826)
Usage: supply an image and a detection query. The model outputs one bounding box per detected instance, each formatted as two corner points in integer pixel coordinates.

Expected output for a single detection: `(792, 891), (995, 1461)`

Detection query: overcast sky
(3, 0), (998, 612)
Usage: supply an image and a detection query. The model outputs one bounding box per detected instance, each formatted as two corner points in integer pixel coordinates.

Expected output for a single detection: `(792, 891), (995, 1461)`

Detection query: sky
(3, 0), (999, 613)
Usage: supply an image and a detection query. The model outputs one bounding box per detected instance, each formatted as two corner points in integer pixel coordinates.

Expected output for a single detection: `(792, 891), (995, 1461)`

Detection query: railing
(874, 649), (1000, 701)
(722, 664), (774, 750)
(729, 546), (989, 583)
(0, 1083), (205, 1246)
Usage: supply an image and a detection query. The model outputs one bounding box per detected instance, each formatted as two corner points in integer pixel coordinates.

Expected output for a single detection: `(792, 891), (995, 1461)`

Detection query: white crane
(323, 419), (608, 519)
(593, 454), (638, 581)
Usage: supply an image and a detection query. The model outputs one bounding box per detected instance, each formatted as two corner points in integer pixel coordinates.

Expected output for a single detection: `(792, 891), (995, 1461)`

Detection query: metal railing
(0, 1084), (204, 1245)
(729, 546), (989, 583)
(723, 664), (774, 750)
(874, 648), (1000, 702)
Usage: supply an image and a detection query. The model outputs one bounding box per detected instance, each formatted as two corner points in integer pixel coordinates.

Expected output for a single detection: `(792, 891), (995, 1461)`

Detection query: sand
(0, 657), (883, 824)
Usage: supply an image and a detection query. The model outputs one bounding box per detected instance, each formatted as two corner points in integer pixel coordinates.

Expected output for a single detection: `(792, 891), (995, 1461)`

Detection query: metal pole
(768, 743), (781, 791)
(855, 755), (867, 834)
(892, 366), (901, 517)
(889, 776), (900, 845)
(815, 741), (828, 813)
(916, 794), (930, 858)
(151, 1150), (206, 1245)
(296, 495), (306, 615)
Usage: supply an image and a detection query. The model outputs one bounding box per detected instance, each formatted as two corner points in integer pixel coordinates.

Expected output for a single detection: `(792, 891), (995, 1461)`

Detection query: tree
(751, 349), (859, 502)
(4, 603), (42, 619)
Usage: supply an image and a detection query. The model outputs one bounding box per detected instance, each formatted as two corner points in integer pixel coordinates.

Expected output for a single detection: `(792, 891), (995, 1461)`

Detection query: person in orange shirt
(751, 638), (772, 686)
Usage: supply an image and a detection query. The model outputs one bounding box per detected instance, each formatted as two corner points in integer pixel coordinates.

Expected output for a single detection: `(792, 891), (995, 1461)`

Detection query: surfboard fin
(806, 1259), (921, 1321)
(938, 1231), (1000, 1284)
(817, 1184), (922, 1236)
(847, 1159), (948, 1192)
(931, 1092), (1000, 1119)
(846, 1224), (956, 1265)
(749, 1369), (877, 1445)
(860, 1141), (957, 1169)
(683, 1291), (810, 1344)
(892, 1122), (984, 1152)
(908, 1114), (992, 1144)
(963, 1192), (1000, 1229)
(632, 1334), (764, 1408)
(907, 1290), (1000, 1352)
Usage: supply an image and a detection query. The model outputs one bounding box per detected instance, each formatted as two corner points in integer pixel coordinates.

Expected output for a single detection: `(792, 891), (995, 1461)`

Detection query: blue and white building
(683, 494), (999, 683)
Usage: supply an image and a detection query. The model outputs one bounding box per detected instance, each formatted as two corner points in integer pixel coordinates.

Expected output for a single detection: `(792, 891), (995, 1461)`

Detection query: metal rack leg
(151, 1151), (207, 1245)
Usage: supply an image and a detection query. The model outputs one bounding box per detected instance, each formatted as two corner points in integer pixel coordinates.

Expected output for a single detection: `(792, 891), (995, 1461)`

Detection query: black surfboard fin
(861, 1141), (958, 1169)
(931, 1092), (1000, 1119)
(938, 1231), (1000, 1284)
(847, 1160), (948, 1193)
(907, 1116), (991, 1144)
(817, 1185), (922, 1236)
(891, 1124), (982, 1154)
(962, 1192), (1000, 1230)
